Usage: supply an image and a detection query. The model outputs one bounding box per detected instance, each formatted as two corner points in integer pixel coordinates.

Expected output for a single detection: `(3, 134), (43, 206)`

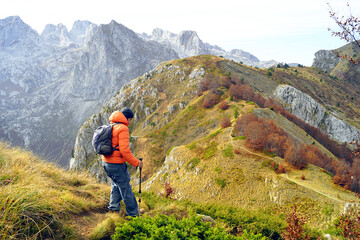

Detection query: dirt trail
(68, 211), (108, 239)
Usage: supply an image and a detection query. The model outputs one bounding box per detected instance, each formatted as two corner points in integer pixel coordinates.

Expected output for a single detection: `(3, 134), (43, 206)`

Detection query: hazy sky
(1, 0), (360, 66)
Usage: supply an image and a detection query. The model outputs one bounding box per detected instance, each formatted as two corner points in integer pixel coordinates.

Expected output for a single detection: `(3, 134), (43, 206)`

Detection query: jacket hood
(109, 111), (129, 126)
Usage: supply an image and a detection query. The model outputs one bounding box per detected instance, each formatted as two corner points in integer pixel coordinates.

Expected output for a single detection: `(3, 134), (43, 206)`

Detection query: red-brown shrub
(219, 101), (229, 110)
(197, 75), (220, 95)
(337, 207), (360, 239)
(221, 116), (231, 128)
(233, 113), (259, 136)
(220, 76), (232, 89)
(202, 93), (219, 108)
(229, 84), (242, 100)
(238, 85), (255, 101)
(281, 206), (311, 240)
(234, 149), (240, 154)
(285, 144), (307, 169)
(301, 175), (306, 180)
(197, 78), (210, 95)
(244, 121), (267, 150)
(253, 93), (267, 107)
(161, 182), (175, 199)
(277, 164), (286, 173)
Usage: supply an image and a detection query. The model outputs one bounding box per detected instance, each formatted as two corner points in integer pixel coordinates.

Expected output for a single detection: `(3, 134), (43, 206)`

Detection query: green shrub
(222, 145), (234, 158)
(215, 178), (227, 188)
(234, 109), (239, 119)
(194, 204), (285, 239)
(214, 166), (222, 174)
(204, 142), (218, 159)
(233, 136), (246, 140)
(112, 214), (264, 239)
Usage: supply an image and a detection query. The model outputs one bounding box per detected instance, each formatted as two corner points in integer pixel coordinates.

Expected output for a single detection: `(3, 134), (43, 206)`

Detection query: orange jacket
(101, 111), (140, 167)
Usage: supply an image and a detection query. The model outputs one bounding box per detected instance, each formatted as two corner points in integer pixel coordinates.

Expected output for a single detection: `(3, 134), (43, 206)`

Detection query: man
(102, 107), (143, 216)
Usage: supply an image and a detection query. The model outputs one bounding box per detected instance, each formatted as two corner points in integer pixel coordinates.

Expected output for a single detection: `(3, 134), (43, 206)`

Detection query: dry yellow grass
(0, 142), (110, 239)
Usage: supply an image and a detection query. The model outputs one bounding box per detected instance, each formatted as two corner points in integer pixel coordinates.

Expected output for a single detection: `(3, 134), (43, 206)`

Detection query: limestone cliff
(273, 85), (360, 143)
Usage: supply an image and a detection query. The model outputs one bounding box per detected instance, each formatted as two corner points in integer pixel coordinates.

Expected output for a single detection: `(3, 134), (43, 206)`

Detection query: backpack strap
(111, 122), (122, 151)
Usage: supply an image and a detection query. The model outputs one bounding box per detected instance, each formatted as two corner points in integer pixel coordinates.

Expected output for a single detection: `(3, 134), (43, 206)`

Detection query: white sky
(1, 0), (360, 66)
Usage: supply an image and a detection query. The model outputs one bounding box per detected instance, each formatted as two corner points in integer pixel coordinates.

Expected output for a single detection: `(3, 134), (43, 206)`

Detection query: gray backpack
(92, 123), (121, 155)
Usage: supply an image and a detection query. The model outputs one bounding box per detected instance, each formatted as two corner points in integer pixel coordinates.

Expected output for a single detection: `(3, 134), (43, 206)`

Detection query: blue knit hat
(120, 107), (134, 119)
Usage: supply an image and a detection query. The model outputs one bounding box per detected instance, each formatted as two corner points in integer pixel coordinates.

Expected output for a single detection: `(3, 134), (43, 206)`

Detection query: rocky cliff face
(273, 85), (360, 143)
(312, 49), (340, 72)
(312, 43), (360, 87)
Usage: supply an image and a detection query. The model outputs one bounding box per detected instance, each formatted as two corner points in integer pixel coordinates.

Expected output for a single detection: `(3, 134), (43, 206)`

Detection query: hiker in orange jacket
(102, 107), (143, 216)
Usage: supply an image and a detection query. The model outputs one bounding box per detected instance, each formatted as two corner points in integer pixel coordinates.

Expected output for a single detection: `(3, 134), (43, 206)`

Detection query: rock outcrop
(312, 49), (341, 72)
(273, 85), (360, 143)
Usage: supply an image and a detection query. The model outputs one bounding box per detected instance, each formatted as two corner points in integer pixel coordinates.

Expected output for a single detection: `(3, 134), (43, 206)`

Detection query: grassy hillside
(0, 142), (313, 239)
(138, 94), (357, 227)
(2, 141), (352, 240)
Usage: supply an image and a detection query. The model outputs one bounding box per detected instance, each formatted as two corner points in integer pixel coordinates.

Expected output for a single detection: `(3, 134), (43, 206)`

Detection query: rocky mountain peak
(0, 16), (40, 49)
(41, 23), (71, 47)
(176, 30), (205, 54)
(69, 20), (93, 45)
(151, 28), (176, 40)
(312, 49), (340, 72)
(178, 30), (200, 42)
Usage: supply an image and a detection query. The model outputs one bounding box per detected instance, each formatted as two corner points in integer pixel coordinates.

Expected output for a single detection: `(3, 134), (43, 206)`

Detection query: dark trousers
(102, 161), (138, 216)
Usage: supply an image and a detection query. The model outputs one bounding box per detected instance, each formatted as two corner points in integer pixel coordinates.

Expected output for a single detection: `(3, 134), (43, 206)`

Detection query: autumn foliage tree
(219, 101), (229, 110)
(220, 116), (231, 128)
(202, 93), (220, 108)
(220, 76), (232, 89)
(235, 113), (291, 157)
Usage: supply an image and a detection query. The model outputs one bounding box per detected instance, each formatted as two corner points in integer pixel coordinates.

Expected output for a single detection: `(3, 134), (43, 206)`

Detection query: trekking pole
(138, 158), (143, 217)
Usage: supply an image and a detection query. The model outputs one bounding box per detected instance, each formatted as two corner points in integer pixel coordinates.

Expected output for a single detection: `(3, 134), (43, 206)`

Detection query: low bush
(221, 116), (232, 128)
(219, 101), (230, 110)
(203, 93), (220, 108)
(112, 214), (266, 240)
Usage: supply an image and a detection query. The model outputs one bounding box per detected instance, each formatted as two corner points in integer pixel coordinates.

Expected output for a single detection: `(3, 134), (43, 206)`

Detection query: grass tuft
(0, 142), (109, 239)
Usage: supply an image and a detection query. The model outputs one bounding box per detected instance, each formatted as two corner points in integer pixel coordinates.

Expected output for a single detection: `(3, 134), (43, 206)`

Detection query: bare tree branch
(328, 2), (360, 64)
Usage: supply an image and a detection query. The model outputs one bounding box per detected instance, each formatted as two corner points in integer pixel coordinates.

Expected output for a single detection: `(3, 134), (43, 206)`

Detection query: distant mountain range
(0, 16), (278, 166)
